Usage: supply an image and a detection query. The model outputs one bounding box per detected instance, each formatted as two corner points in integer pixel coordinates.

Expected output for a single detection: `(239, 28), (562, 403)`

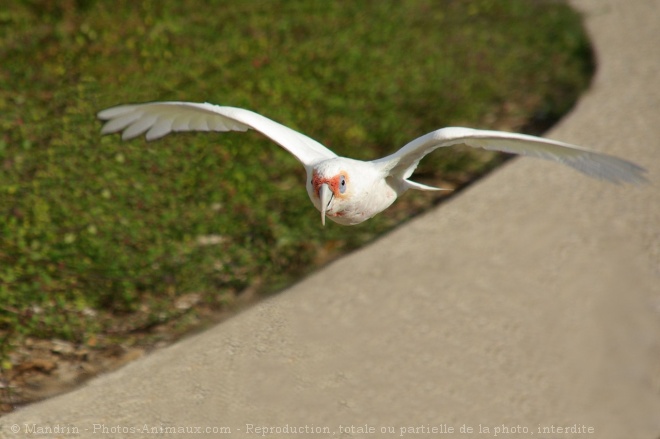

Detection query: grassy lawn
(1, 0), (592, 400)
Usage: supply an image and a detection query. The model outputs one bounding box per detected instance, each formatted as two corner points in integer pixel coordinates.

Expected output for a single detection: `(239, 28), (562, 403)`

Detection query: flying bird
(98, 102), (646, 225)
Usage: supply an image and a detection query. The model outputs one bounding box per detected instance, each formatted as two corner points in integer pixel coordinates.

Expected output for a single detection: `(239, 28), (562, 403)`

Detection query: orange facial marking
(312, 171), (349, 199)
(311, 171), (325, 196)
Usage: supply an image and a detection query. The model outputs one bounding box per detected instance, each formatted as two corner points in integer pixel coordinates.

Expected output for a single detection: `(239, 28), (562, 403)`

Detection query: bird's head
(308, 160), (353, 226)
(307, 157), (394, 226)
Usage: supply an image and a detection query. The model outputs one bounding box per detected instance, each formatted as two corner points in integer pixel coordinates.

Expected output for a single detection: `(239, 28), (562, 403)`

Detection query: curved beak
(319, 183), (333, 226)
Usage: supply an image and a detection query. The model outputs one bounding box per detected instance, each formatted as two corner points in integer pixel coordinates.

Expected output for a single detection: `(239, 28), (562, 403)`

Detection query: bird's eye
(339, 175), (347, 194)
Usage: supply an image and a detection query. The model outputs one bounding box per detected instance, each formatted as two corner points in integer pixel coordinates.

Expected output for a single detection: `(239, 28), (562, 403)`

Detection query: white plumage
(98, 101), (646, 225)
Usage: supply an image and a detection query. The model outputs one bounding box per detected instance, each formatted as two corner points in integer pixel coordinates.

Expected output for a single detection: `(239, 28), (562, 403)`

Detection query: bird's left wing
(98, 101), (337, 167)
(374, 127), (647, 184)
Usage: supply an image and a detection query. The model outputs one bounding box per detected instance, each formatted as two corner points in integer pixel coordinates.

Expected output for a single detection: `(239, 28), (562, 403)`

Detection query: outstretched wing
(98, 101), (337, 167)
(374, 127), (647, 185)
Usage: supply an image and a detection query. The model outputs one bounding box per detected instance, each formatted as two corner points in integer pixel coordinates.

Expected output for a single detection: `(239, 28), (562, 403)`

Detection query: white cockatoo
(98, 102), (646, 225)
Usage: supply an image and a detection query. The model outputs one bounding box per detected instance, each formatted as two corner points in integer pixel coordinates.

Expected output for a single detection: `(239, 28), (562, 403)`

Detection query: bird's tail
(376, 157), (451, 193)
(403, 180), (451, 192)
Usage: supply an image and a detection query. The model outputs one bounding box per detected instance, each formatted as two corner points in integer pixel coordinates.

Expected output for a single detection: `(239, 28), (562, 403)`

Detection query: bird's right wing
(98, 101), (337, 167)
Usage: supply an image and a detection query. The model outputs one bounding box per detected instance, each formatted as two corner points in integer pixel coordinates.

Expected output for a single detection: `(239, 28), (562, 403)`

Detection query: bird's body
(307, 157), (399, 225)
(98, 101), (646, 225)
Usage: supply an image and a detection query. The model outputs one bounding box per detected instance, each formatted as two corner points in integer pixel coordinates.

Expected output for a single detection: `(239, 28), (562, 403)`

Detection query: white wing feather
(375, 127), (647, 185)
(98, 102), (337, 167)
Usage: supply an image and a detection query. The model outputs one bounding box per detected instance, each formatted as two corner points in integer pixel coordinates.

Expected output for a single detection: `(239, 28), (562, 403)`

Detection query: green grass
(0, 0), (593, 363)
